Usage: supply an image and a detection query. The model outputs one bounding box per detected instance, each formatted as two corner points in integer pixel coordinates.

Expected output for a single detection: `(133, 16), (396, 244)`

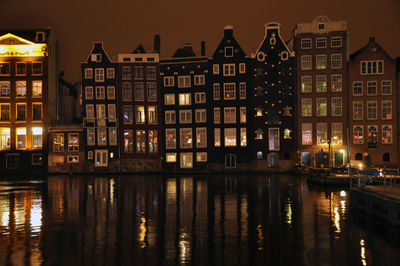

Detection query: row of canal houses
(0, 15), (399, 173)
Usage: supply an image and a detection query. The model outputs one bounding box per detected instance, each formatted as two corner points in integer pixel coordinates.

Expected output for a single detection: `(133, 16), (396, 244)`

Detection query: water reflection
(0, 175), (399, 265)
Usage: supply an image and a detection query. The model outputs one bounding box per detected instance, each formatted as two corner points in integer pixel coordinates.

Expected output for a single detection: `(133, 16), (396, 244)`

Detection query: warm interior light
(32, 127), (42, 135)
(17, 128), (26, 135)
(0, 33), (47, 57)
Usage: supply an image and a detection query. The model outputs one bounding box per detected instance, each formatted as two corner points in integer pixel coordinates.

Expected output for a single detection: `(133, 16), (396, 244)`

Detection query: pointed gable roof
(211, 25), (246, 59)
(84, 42), (113, 64)
(133, 44), (146, 54)
(172, 43), (196, 58)
(253, 22), (294, 56)
(350, 37), (393, 61)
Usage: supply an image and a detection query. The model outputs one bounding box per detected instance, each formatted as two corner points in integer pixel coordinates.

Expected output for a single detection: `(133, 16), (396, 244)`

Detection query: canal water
(0, 174), (399, 266)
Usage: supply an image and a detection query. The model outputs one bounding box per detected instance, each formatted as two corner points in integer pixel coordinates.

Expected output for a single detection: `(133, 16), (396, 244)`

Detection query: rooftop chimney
(224, 25), (234, 38)
(183, 43), (193, 54)
(201, 41), (205, 56)
(154, 34), (160, 54)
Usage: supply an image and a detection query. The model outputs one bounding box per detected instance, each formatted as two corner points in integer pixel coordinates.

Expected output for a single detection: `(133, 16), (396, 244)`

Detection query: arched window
(367, 126), (377, 148)
(257, 151), (263, 160)
(267, 152), (279, 167)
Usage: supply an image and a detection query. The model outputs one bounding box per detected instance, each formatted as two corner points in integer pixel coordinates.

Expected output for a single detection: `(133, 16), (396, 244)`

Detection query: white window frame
(84, 68), (93, 79)
(195, 92), (206, 104)
(94, 149), (108, 167)
(194, 75), (205, 85)
(353, 81), (363, 96)
(164, 76), (175, 87)
(331, 97), (342, 116)
(223, 83), (236, 100)
(331, 54), (342, 69)
(178, 76), (191, 88)
(164, 94), (175, 105)
(85, 86), (93, 99)
(179, 110), (192, 124)
(165, 110), (176, 124)
(195, 109), (207, 123)
(301, 55), (312, 70)
(94, 68), (104, 82)
(353, 101), (363, 120)
(224, 107), (236, 124)
(301, 38), (312, 49)
(223, 64), (235, 76)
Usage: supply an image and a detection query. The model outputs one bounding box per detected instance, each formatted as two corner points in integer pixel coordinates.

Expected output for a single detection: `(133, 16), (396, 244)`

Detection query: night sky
(1, 0), (399, 83)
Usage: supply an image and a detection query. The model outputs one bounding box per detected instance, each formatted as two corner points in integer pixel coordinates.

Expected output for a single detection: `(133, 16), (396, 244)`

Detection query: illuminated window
(301, 76), (312, 92)
(240, 107), (246, 123)
(180, 153), (193, 168)
(316, 98), (327, 117)
(331, 54), (342, 68)
(0, 104), (10, 121)
(134, 66), (144, 79)
(224, 47), (233, 57)
(195, 109), (206, 123)
(224, 128), (236, 147)
(178, 76), (191, 88)
(107, 86), (115, 99)
(196, 127), (207, 148)
(179, 93), (191, 105)
(353, 81), (362, 96)
(32, 127), (43, 148)
(331, 98), (342, 116)
(195, 92), (206, 104)
(97, 127), (107, 146)
(223, 64), (235, 76)
(123, 105), (133, 124)
(224, 107), (236, 124)
(283, 128), (292, 139)
(353, 101), (363, 120)
(194, 75), (205, 85)
(106, 68), (115, 79)
(164, 76), (175, 87)
(302, 123), (312, 145)
(0, 81), (10, 96)
(196, 152), (207, 162)
(166, 153), (176, 162)
(85, 86), (93, 99)
(96, 104), (106, 124)
(16, 81), (26, 96)
(135, 106), (145, 123)
(16, 104), (26, 121)
(240, 128), (247, 147)
(301, 55), (312, 70)
(256, 107), (263, 117)
(239, 83), (246, 99)
(87, 128), (95, 146)
(269, 128), (280, 151)
(331, 37), (342, 47)
(353, 126), (363, 144)
(331, 74), (342, 92)
(332, 123), (343, 144)
(316, 55), (327, 69)
(382, 125), (392, 144)
(213, 64), (219, 75)
(239, 63), (246, 74)
(94, 68), (104, 82)
(95, 150), (108, 167)
(283, 106), (291, 116)
(32, 81), (42, 97)
(224, 83), (236, 99)
(180, 128), (192, 149)
(165, 111), (176, 124)
(32, 103), (42, 121)
(382, 100), (392, 120)
(368, 126), (378, 148)
(214, 128), (221, 147)
(316, 38), (327, 48)
(68, 133), (79, 151)
(124, 130), (134, 152)
(367, 101), (377, 120)
(301, 39), (312, 49)
(148, 130), (158, 153)
(0, 63), (10, 75)
(85, 104), (94, 120)
(16, 62), (26, 75)
(213, 83), (220, 100)
(165, 129), (176, 149)
(67, 155), (79, 164)
(164, 94), (175, 105)
(148, 106), (157, 124)
(122, 66), (131, 79)
(84, 68), (92, 79)
(134, 82), (144, 101)
(381, 80), (392, 95)
(146, 66), (156, 79)
(147, 83), (157, 101)
(108, 104), (116, 122)
(317, 123), (327, 144)
(122, 82), (132, 101)
(0, 128), (10, 149)
(109, 127), (117, 146)
(301, 99), (312, 117)
(136, 130), (146, 153)
(214, 108), (220, 124)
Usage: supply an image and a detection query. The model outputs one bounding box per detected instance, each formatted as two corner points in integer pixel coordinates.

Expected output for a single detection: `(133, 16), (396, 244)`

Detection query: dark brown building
(117, 50), (162, 171)
(293, 16), (349, 168)
(348, 37), (398, 167)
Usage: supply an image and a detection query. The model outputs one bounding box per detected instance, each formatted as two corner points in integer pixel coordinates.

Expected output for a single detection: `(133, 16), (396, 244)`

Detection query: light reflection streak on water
(257, 224), (264, 251)
(138, 212), (147, 249)
(1, 210), (9, 228)
(30, 198), (42, 234)
(333, 207), (340, 233)
(286, 199), (292, 226)
(179, 232), (191, 264)
(360, 239), (367, 266)
(109, 178), (115, 205)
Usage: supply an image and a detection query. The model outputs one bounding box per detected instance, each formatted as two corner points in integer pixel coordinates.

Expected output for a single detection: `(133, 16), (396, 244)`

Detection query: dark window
(383, 153), (390, 162)
(355, 153), (363, 160)
(32, 62), (42, 75)
(16, 62), (26, 75)
(32, 154), (43, 165)
(0, 63), (10, 75)
(32, 104), (42, 120)
(16, 105), (26, 121)
(6, 154), (20, 169)
(284, 152), (290, 160)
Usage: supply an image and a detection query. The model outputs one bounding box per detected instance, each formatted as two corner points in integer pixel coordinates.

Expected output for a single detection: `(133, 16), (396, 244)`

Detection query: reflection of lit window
(196, 128), (207, 148)
(32, 81), (42, 97)
(179, 93), (191, 105)
(332, 123), (343, 144)
(317, 123), (327, 144)
(16, 81), (26, 96)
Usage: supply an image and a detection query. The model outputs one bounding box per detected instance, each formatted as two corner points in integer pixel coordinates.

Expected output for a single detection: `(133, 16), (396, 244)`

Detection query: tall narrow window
(317, 123), (327, 144)
(0, 104), (10, 121)
(148, 130), (158, 153)
(16, 81), (26, 96)
(301, 99), (312, 117)
(16, 128), (26, 149)
(147, 83), (157, 101)
(353, 126), (363, 144)
(134, 82), (145, 101)
(16, 104), (26, 121)
(301, 76), (312, 93)
(32, 128), (43, 149)
(367, 126), (378, 148)
(32, 103), (42, 121)
(0, 81), (10, 96)
(32, 81), (42, 97)
(332, 123), (343, 144)
(68, 133), (79, 151)
(0, 128), (10, 149)
(165, 129), (176, 149)
(382, 125), (392, 144)
(316, 98), (327, 117)
(148, 106), (157, 124)
(124, 130), (134, 152)
(136, 130), (146, 153)
(331, 75), (342, 92)
(302, 123), (312, 145)
(135, 106), (145, 123)
(269, 128), (280, 151)
(382, 100), (392, 120)
(353, 101), (363, 120)
(315, 75), (326, 92)
(213, 84), (220, 100)
(214, 128), (221, 147)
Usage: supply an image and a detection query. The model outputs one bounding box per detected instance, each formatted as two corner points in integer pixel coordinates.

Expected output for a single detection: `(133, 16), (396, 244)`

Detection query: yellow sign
(0, 33), (47, 57)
